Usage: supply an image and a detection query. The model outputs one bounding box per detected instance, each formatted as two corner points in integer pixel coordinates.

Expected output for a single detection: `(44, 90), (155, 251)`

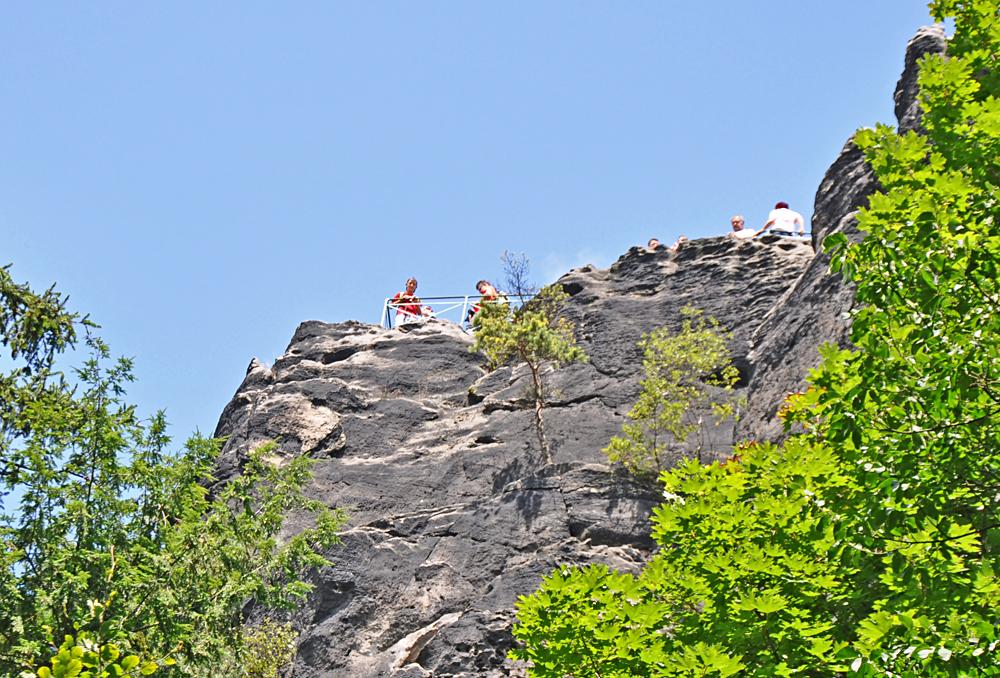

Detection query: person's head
(775, 201), (789, 210)
(730, 215), (745, 231)
(405, 277), (418, 294)
(476, 279), (496, 296)
(647, 237), (661, 250)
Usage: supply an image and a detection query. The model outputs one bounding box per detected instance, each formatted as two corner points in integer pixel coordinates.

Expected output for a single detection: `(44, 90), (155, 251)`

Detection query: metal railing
(380, 294), (534, 330)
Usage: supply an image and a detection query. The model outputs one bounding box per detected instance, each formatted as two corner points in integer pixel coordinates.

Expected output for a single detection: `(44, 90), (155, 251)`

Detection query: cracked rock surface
(214, 238), (810, 677)
(211, 27), (945, 677)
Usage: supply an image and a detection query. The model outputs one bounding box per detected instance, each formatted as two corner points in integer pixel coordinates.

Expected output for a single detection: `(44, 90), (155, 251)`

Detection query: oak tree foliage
(512, 3), (1000, 675)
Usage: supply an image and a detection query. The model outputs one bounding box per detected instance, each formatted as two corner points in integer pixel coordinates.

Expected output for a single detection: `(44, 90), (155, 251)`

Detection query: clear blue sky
(2, 2), (935, 441)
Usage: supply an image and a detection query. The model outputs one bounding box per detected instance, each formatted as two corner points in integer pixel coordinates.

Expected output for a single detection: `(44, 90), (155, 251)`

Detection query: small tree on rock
(604, 307), (741, 476)
(500, 249), (536, 299)
(471, 284), (587, 462)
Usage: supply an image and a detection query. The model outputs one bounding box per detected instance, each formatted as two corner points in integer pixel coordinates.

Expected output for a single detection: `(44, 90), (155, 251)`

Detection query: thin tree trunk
(527, 360), (550, 464)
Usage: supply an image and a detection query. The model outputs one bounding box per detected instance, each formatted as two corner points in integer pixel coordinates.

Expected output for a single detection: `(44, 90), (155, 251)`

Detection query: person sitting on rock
(727, 214), (756, 239)
(669, 235), (688, 252)
(756, 201), (805, 237)
(391, 277), (432, 324)
(647, 237), (662, 251)
(466, 279), (509, 326)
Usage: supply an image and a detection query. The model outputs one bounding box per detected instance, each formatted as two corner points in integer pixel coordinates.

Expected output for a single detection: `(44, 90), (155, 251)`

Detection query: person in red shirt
(466, 279), (510, 326)
(391, 277), (431, 324)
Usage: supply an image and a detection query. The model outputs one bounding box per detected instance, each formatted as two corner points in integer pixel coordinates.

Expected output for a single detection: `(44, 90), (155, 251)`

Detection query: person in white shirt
(757, 201), (805, 237)
(727, 214), (756, 239)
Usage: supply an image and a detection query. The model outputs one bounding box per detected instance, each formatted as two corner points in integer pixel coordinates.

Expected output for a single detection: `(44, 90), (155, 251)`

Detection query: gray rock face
(214, 237), (811, 676)
(895, 25), (948, 134)
(211, 27), (946, 677)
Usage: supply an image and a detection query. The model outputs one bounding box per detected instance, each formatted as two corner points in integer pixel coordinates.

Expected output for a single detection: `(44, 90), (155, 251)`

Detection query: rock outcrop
(737, 24), (946, 443)
(212, 27), (947, 677)
(215, 237), (811, 676)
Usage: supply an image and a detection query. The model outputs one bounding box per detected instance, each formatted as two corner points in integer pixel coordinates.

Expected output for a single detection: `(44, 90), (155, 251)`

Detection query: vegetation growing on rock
(604, 307), (741, 476)
(471, 284), (588, 460)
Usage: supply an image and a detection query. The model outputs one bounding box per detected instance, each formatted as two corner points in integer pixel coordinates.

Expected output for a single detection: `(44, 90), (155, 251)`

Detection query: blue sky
(2, 2), (936, 441)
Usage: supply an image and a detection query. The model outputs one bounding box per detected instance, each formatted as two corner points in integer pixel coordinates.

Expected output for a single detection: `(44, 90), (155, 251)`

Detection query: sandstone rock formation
(215, 237), (811, 677)
(212, 27), (946, 677)
(737, 24), (946, 443)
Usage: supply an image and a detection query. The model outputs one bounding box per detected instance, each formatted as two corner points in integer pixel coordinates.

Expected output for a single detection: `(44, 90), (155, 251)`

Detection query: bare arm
(755, 219), (775, 238)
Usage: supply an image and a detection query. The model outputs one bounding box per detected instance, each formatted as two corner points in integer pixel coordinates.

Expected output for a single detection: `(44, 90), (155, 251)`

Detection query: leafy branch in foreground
(0, 265), (346, 676)
(604, 308), (741, 476)
(512, 438), (856, 676)
(35, 633), (165, 677)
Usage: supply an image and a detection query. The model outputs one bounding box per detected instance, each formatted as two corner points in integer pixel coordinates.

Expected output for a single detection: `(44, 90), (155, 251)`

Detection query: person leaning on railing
(466, 279), (509, 326)
(391, 277), (433, 324)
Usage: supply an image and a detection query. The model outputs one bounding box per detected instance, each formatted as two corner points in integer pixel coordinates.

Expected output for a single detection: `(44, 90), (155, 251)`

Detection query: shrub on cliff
(0, 265), (345, 676)
(511, 2), (1000, 674)
(471, 283), (587, 461)
(604, 307), (741, 476)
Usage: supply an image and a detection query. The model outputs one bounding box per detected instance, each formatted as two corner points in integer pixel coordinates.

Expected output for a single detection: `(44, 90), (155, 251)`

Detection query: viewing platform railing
(380, 294), (534, 330)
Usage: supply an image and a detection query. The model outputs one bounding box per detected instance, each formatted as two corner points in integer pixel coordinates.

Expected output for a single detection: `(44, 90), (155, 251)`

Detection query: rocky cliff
(213, 27), (946, 677)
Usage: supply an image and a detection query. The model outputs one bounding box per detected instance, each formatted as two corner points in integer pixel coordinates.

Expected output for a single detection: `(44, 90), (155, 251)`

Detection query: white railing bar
(380, 293), (534, 329)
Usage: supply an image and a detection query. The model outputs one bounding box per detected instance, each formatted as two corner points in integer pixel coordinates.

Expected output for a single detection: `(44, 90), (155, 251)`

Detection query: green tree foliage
(471, 284), (587, 460)
(512, 439), (857, 676)
(512, 3), (1000, 674)
(35, 634), (164, 677)
(236, 620), (298, 678)
(803, 0), (1000, 669)
(604, 308), (741, 476)
(0, 265), (346, 675)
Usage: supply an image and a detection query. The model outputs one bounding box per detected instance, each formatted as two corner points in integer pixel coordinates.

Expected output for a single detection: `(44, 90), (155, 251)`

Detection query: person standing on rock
(647, 237), (662, 251)
(756, 201), (805, 237)
(391, 277), (432, 325)
(727, 214), (756, 239)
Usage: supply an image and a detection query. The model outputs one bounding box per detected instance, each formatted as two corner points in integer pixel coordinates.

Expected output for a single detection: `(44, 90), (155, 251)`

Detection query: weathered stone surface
(895, 25), (948, 134)
(211, 27), (946, 677)
(214, 237), (811, 676)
